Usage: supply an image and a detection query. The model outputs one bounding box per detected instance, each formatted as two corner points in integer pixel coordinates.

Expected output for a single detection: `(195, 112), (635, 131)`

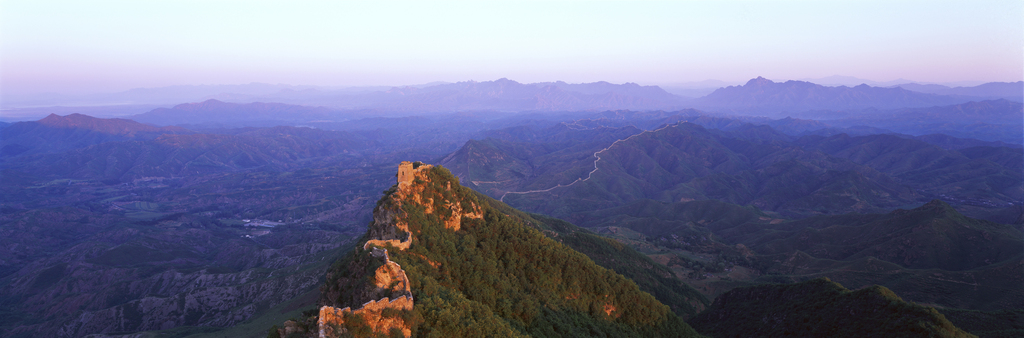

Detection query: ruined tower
(397, 161), (415, 190)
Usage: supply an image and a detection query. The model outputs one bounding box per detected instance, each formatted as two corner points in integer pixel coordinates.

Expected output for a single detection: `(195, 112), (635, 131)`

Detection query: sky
(2, 0), (1022, 95)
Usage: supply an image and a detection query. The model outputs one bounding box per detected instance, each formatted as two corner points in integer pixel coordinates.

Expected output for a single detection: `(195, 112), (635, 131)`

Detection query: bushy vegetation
(472, 194), (709, 317)
(541, 218), (709, 317)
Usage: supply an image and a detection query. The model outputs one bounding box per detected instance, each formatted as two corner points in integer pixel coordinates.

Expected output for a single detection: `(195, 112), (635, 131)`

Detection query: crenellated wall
(318, 247), (413, 338)
(317, 162), (484, 338)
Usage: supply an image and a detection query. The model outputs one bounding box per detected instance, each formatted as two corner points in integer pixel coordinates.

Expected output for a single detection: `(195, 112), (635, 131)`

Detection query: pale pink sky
(2, 0), (1021, 95)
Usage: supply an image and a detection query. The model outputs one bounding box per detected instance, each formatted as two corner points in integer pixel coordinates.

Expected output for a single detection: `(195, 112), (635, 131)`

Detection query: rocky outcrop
(364, 161), (482, 246)
(393, 162), (482, 231)
(441, 189), (483, 231)
(317, 248), (413, 338)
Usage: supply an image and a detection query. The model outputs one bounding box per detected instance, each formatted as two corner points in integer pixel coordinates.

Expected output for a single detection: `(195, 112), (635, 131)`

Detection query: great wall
(498, 122), (681, 202)
(317, 247), (414, 338)
(315, 161), (483, 338)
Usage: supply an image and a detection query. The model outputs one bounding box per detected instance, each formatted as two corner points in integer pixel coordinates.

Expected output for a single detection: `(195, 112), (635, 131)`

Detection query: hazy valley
(0, 78), (1021, 337)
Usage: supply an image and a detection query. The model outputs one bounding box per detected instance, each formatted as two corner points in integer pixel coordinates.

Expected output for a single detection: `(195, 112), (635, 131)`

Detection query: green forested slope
(318, 165), (703, 337)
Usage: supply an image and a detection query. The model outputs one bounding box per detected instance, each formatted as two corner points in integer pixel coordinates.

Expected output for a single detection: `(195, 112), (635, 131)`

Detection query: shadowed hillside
(690, 278), (975, 338)
(567, 197), (1023, 313)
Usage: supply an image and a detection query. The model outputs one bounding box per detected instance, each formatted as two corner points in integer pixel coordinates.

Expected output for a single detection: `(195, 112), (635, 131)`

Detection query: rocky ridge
(311, 161), (482, 338)
(317, 247), (414, 338)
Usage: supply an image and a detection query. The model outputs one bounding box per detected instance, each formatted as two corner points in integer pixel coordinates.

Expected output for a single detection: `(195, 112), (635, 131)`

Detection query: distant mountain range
(106, 84), (1020, 149)
(130, 99), (348, 127)
(692, 77), (977, 114)
(796, 75), (1000, 88)
(361, 78), (688, 112)
(799, 75), (923, 87)
(6, 78), (1020, 121)
(1, 83), (363, 108)
(31, 113), (184, 135)
(0, 114), (190, 157)
(4, 79), (690, 114)
(813, 99), (1024, 144)
(895, 81), (1024, 99)
(191, 77), (1023, 117)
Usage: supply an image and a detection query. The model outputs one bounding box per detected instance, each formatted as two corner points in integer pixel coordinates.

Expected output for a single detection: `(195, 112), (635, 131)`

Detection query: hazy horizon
(2, 0), (1021, 96)
(1, 75), (1015, 100)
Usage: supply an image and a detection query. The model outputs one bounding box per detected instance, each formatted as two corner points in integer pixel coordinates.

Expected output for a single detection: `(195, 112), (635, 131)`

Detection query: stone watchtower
(397, 161), (415, 190)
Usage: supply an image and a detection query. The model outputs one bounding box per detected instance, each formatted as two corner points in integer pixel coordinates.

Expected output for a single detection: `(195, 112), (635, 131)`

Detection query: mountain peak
(169, 99), (231, 111)
(698, 76), (968, 113)
(890, 199), (959, 217)
(39, 113), (63, 121)
(918, 199), (960, 215)
(38, 113), (99, 127)
(745, 76), (774, 86)
(36, 113), (182, 135)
